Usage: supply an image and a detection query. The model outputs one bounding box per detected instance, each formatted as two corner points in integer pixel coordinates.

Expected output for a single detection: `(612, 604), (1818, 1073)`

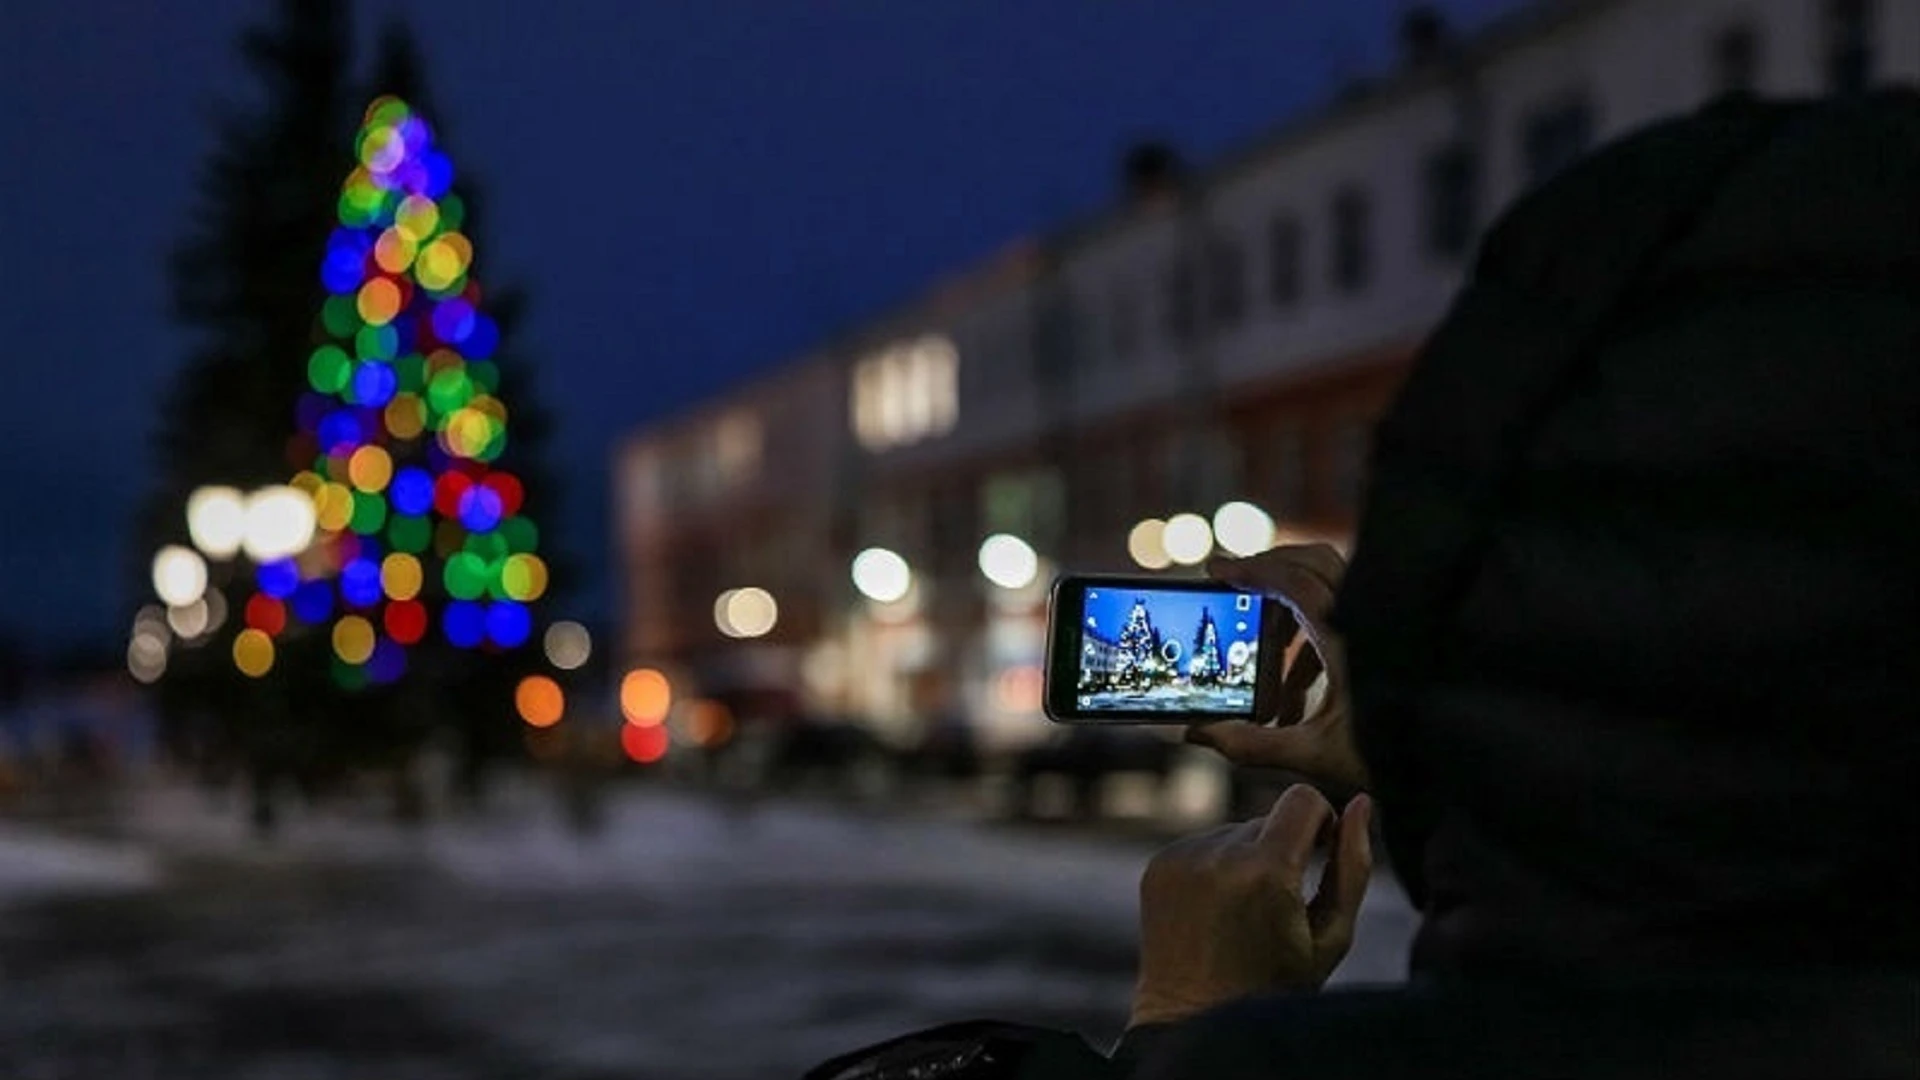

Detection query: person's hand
(1186, 543), (1370, 791)
(1130, 785), (1373, 1029)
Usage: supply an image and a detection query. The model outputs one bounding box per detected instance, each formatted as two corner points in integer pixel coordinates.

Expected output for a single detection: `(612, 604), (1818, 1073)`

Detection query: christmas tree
(1116, 598), (1162, 688)
(230, 93), (548, 691)
(1188, 609), (1224, 684)
(139, 10), (563, 828)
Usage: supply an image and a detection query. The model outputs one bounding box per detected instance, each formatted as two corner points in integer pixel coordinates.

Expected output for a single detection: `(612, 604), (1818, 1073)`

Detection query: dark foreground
(0, 784), (1414, 1079)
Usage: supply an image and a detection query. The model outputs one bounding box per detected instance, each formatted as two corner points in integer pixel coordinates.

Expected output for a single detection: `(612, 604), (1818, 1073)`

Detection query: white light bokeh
(127, 635), (166, 684)
(152, 546), (208, 607)
(241, 486), (318, 562)
(1128, 519), (1172, 570)
(851, 547), (912, 604)
(718, 587), (778, 639)
(543, 620), (592, 670)
(166, 599), (210, 639)
(1212, 501), (1277, 558)
(186, 486), (247, 559)
(1162, 513), (1215, 566)
(977, 534), (1039, 590)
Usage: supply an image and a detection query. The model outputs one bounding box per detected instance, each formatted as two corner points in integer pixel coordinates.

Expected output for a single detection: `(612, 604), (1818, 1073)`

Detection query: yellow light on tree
(232, 628), (275, 678)
(500, 553), (549, 601)
(381, 553), (424, 601)
(332, 615), (376, 664)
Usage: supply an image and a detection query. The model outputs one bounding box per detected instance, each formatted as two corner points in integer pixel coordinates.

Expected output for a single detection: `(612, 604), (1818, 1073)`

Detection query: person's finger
(1252, 784), (1335, 876)
(1185, 720), (1317, 772)
(1308, 794), (1374, 941)
(1273, 640), (1327, 726)
(1207, 546), (1346, 603)
(1209, 566), (1340, 622)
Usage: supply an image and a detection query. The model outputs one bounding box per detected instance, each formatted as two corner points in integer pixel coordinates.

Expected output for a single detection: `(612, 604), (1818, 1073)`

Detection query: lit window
(620, 450), (662, 530)
(851, 335), (960, 451)
(713, 411), (761, 487)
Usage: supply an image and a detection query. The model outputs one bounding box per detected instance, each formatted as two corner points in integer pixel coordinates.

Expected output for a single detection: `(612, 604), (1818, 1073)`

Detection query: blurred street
(0, 783), (1415, 1080)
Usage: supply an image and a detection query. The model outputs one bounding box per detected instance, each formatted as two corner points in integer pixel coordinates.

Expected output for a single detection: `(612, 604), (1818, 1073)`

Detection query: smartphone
(1043, 574), (1286, 724)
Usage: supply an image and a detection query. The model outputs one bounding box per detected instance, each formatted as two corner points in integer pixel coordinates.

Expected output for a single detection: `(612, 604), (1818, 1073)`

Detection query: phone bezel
(1042, 573), (1286, 725)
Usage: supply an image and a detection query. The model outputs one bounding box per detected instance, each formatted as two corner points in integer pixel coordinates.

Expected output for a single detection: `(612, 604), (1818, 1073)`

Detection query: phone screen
(1068, 582), (1265, 718)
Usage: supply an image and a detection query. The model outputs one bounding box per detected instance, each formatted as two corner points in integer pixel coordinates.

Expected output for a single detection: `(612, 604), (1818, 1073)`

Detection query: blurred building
(615, 0), (1918, 752)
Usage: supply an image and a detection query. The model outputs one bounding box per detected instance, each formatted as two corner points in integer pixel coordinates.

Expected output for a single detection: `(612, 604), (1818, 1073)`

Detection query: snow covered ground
(0, 782), (1416, 1078)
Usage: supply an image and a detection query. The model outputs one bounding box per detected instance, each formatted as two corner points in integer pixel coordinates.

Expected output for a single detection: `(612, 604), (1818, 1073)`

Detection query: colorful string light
(230, 96), (547, 689)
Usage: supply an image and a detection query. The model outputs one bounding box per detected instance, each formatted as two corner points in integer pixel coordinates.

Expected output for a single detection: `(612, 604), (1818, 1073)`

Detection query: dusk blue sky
(1, 0), (1532, 652)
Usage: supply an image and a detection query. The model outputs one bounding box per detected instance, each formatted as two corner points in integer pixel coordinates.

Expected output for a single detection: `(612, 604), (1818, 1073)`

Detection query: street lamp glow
(1128, 519), (1172, 570)
(152, 545), (208, 607)
(851, 547), (912, 604)
(1162, 513), (1214, 566)
(977, 534), (1039, 590)
(543, 620), (592, 670)
(1212, 501), (1277, 558)
(186, 486), (247, 559)
(127, 636), (167, 684)
(716, 587), (778, 638)
(241, 485), (317, 562)
(166, 599), (210, 639)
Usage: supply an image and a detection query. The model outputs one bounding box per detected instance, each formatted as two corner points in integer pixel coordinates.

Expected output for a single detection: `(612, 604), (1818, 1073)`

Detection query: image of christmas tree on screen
(1077, 587), (1261, 712)
(231, 95), (547, 691)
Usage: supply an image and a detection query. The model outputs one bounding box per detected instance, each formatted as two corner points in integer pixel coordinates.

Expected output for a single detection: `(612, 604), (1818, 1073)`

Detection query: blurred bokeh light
(543, 620), (591, 670)
(186, 486), (247, 559)
(515, 674), (564, 728)
(1212, 501), (1277, 558)
(1128, 518), (1172, 571)
(152, 545), (209, 607)
(620, 668), (671, 726)
(1162, 513), (1214, 566)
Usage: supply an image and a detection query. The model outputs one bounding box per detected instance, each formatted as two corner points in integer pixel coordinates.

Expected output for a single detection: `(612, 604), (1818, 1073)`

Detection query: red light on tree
(245, 594), (287, 636)
(384, 599), (428, 644)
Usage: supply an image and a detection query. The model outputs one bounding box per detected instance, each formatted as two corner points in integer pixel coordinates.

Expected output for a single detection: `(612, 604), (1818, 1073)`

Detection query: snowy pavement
(0, 783), (1416, 1079)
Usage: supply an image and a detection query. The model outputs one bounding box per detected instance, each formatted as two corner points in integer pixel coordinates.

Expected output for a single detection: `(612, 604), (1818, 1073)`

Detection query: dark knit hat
(1334, 90), (1920, 977)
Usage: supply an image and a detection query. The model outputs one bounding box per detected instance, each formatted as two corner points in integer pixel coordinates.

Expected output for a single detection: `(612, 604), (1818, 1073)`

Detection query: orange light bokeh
(620, 668), (670, 726)
(515, 674), (564, 728)
(688, 699), (735, 748)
